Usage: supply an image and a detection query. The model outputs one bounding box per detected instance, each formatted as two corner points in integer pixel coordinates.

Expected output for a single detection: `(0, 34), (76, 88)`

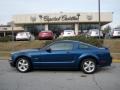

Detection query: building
(0, 12), (112, 37)
(0, 25), (24, 37)
(13, 12), (112, 35)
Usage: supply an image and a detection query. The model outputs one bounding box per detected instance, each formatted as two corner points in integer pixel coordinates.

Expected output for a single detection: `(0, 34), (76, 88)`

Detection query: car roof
(54, 40), (83, 44)
(54, 40), (97, 47)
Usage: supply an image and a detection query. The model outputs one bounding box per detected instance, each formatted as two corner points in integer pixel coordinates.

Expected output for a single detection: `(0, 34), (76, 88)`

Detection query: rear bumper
(98, 56), (112, 67)
(111, 36), (120, 38)
(9, 59), (15, 67)
(62, 35), (76, 37)
(39, 36), (53, 40)
(106, 56), (112, 66)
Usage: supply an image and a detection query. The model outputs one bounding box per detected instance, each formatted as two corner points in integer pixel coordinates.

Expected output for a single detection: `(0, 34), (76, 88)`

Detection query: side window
(49, 42), (73, 50)
(79, 43), (90, 49)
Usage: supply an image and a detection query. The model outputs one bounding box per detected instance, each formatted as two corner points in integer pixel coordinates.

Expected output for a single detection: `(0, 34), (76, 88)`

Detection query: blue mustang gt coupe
(9, 40), (112, 74)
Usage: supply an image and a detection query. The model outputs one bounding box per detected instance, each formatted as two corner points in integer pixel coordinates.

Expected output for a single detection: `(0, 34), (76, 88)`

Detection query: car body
(110, 28), (120, 38)
(16, 32), (35, 41)
(60, 30), (76, 37)
(86, 29), (103, 38)
(38, 31), (54, 40)
(9, 40), (112, 74)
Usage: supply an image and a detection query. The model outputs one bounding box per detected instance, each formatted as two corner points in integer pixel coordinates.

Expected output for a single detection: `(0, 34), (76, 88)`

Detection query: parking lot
(0, 60), (120, 90)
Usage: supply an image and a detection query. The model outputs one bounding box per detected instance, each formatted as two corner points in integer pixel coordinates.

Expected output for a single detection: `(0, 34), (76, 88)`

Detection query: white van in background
(60, 30), (76, 37)
(16, 32), (35, 41)
(110, 28), (120, 38)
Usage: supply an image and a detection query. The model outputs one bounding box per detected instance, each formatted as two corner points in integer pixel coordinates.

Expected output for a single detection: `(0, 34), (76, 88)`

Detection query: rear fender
(77, 53), (99, 66)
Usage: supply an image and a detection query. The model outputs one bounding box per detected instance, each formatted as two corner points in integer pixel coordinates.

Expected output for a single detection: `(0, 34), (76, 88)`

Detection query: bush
(45, 35), (103, 47)
(0, 36), (12, 42)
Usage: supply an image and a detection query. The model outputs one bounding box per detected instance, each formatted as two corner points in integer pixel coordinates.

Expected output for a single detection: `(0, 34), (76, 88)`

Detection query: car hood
(11, 48), (41, 54)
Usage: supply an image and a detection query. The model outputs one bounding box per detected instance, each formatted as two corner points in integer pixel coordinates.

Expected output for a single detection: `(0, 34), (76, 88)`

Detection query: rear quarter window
(79, 43), (91, 49)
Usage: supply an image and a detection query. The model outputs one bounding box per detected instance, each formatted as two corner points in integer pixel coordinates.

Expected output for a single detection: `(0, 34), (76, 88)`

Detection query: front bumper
(16, 38), (30, 41)
(9, 59), (15, 67)
(111, 36), (120, 38)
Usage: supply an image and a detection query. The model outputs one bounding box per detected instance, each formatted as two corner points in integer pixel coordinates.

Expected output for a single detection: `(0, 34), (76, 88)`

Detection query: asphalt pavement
(0, 60), (120, 90)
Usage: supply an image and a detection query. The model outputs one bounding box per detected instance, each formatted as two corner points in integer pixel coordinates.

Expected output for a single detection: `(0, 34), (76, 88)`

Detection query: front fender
(11, 52), (32, 62)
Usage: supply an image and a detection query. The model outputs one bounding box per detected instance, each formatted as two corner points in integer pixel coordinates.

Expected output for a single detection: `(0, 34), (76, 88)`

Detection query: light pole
(77, 13), (80, 19)
(98, 0), (101, 39)
(30, 16), (36, 36)
(46, 15), (49, 31)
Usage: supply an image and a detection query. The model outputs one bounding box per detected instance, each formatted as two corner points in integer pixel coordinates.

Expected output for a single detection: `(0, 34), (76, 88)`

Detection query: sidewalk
(0, 57), (9, 60)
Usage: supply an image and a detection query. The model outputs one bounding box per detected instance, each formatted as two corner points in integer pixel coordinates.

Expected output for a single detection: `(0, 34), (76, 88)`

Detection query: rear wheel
(81, 58), (96, 74)
(16, 57), (31, 73)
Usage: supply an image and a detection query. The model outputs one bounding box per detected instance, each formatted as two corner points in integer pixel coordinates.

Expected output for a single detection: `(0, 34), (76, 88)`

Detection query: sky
(0, 0), (120, 28)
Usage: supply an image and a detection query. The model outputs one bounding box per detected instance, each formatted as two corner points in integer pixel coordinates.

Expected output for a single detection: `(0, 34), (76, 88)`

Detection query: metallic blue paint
(9, 40), (112, 69)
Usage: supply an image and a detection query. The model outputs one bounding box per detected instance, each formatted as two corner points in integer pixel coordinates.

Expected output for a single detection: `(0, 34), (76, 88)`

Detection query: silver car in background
(110, 28), (120, 38)
(86, 29), (103, 38)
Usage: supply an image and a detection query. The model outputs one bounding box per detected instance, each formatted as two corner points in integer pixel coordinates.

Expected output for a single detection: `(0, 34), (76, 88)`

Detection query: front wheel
(81, 59), (96, 74)
(16, 57), (31, 73)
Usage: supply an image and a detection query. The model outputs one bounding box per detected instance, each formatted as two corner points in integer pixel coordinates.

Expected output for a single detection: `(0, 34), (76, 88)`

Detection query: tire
(16, 57), (31, 73)
(81, 58), (96, 74)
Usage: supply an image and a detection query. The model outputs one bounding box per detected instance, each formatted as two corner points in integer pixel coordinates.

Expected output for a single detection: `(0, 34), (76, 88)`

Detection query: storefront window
(25, 25), (45, 35)
(49, 24), (74, 35)
(79, 24), (99, 33)
(24, 23), (99, 36)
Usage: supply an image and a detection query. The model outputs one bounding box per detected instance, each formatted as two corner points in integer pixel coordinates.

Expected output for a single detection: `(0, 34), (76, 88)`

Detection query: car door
(38, 42), (76, 68)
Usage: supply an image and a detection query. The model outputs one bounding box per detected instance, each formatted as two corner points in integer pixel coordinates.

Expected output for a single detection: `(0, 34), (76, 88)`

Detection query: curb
(0, 57), (9, 60)
(112, 60), (120, 63)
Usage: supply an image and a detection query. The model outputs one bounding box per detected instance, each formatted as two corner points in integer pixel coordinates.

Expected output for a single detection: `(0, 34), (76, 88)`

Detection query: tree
(103, 25), (111, 34)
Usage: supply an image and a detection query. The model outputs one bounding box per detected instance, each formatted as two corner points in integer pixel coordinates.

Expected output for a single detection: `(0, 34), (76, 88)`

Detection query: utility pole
(98, 0), (101, 39)
(11, 21), (14, 51)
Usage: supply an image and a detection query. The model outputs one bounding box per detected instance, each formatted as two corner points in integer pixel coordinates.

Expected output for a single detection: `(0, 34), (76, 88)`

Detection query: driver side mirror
(46, 48), (51, 52)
